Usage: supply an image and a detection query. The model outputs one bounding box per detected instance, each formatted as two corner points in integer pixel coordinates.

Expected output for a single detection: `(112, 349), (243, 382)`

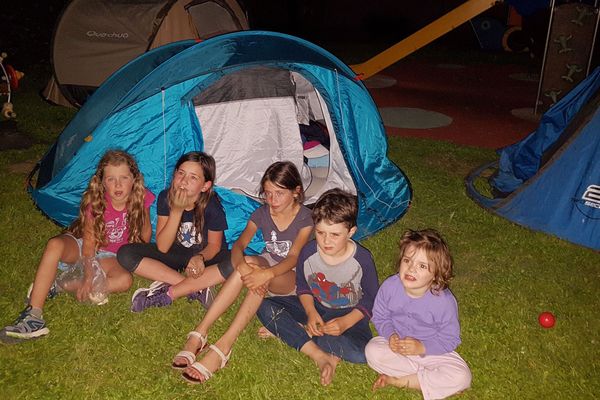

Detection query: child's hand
(185, 255), (206, 279)
(241, 264), (274, 290)
(305, 312), (325, 337)
(171, 187), (193, 210)
(250, 284), (268, 297)
(389, 333), (402, 352)
(76, 279), (93, 302)
(392, 335), (425, 356)
(321, 318), (347, 336)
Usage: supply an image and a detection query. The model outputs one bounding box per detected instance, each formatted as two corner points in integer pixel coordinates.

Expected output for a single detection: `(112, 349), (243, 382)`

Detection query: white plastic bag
(55, 256), (108, 305)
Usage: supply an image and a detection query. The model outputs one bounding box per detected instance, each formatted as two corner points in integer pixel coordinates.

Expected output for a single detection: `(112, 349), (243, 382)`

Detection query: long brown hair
(68, 150), (147, 251)
(168, 151), (216, 242)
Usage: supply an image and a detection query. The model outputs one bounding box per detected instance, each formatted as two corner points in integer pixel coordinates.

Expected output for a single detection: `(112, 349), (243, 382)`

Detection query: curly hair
(258, 161), (304, 203)
(397, 229), (454, 294)
(311, 188), (357, 229)
(168, 151), (216, 242)
(68, 150), (147, 251)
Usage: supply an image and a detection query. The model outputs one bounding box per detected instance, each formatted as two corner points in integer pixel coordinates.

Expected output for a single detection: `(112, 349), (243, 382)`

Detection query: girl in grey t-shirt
(177, 161), (314, 384)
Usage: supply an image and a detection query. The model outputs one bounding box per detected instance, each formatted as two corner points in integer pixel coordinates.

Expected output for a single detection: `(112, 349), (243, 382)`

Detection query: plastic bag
(55, 256), (108, 305)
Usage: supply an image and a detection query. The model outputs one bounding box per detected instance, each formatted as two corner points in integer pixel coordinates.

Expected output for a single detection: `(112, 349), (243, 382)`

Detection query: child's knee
(120, 272), (134, 290)
(116, 246), (140, 273)
(365, 336), (387, 362)
(46, 236), (66, 255)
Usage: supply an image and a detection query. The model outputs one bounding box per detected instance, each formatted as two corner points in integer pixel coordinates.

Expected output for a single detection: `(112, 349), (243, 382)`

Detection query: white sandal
(171, 331), (207, 370)
(181, 344), (231, 384)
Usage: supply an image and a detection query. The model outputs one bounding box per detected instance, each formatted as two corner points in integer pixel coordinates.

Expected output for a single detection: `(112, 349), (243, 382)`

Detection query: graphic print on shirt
(265, 230), (291, 258)
(177, 222), (201, 248)
(106, 213), (127, 245)
(308, 269), (362, 308)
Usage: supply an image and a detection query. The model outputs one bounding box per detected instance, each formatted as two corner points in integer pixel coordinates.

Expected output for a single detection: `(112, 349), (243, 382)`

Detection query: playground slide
(351, 0), (499, 80)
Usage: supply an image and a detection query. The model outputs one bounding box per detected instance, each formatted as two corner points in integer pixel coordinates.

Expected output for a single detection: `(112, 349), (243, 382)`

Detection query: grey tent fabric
(43, 0), (248, 107)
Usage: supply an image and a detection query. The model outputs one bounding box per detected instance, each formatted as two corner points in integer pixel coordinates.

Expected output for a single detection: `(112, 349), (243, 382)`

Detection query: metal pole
(535, 0), (556, 115)
(586, 1), (600, 76)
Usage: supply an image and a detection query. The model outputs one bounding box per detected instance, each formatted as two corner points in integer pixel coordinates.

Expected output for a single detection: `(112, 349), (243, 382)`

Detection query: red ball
(538, 312), (556, 328)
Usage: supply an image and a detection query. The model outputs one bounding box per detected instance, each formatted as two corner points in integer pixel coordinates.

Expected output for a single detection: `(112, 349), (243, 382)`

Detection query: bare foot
(257, 326), (275, 339)
(372, 374), (388, 391)
(315, 353), (340, 386)
(372, 374), (418, 391)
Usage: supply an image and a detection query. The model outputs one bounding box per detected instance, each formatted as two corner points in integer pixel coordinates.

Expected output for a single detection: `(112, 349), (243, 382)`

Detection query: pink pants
(365, 336), (471, 400)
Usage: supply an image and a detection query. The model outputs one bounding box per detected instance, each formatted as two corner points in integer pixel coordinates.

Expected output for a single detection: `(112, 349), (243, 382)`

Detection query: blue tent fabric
(466, 67), (600, 250)
(29, 31), (411, 250)
(491, 67), (600, 195)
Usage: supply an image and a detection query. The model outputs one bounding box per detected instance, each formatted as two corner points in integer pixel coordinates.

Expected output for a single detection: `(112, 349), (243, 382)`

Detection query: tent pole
(534, 0), (556, 115)
(586, 1), (600, 76)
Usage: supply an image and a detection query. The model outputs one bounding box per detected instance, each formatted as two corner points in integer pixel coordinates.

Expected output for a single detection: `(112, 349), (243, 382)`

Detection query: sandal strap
(188, 360), (213, 380)
(208, 344), (231, 369)
(173, 350), (195, 366)
(187, 331), (207, 347)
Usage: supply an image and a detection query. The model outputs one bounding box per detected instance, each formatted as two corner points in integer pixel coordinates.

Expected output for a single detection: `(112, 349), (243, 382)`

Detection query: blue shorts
(57, 234), (116, 271)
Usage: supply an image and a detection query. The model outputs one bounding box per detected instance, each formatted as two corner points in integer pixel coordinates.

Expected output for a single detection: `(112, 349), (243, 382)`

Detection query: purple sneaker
(131, 288), (173, 313)
(130, 281), (169, 304)
(187, 287), (215, 309)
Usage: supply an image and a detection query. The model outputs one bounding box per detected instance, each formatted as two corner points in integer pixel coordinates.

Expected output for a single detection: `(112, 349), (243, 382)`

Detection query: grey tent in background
(42, 0), (248, 108)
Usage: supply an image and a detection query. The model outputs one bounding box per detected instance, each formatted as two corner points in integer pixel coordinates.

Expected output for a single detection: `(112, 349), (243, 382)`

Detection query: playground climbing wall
(537, 2), (599, 113)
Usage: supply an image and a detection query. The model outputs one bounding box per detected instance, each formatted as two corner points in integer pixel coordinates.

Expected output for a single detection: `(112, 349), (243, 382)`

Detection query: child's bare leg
(100, 258), (133, 293)
(265, 270), (295, 295)
(168, 266), (225, 300)
(184, 289), (264, 381)
(29, 235), (80, 309)
(133, 258), (186, 285)
(300, 341), (340, 386)
(372, 373), (421, 391)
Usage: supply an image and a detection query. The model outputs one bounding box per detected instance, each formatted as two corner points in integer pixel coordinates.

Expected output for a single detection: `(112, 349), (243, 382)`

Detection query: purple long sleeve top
(372, 274), (462, 355)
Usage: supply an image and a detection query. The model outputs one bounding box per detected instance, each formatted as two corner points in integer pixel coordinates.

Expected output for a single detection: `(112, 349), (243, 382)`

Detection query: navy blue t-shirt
(157, 189), (228, 252)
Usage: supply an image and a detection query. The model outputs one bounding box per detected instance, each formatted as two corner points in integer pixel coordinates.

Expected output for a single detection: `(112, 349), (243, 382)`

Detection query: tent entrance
(193, 67), (355, 204)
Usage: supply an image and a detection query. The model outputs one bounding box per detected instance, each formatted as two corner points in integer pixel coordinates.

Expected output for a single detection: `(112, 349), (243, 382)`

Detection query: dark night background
(0, 1), (555, 66)
(2, 0), (599, 90)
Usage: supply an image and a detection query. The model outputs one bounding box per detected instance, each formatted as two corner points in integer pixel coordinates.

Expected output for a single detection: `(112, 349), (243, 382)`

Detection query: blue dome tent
(466, 67), (600, 251)
(29, 31), (412, 248)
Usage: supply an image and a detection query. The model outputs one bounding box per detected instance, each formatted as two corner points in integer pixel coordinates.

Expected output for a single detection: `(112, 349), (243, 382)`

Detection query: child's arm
(323, 247), (380, 336)
(185, 230), (224, 278)
(141, 205), (152, 243)
(241, 225), (312, 290)
(299, 293), (326, 337)
(321, 309), (365, 336)
(417, 294), (462, 355)
(231, 220), (259, 276)
(77, 215), (98, 302)
(371, 278), (398, 339)
(155, 189), (190, 252)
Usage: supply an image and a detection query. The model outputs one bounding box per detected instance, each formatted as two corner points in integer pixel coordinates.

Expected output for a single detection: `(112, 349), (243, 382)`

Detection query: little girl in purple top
(365, 229), (471, 400)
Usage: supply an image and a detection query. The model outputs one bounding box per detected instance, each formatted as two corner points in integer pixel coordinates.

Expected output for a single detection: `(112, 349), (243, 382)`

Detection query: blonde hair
(168, 151), (216, 242)
(68, 150), (146, 251)
(397, 229), (454, 294)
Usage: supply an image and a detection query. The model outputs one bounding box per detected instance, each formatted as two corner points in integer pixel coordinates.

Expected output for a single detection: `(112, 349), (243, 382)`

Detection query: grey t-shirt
(249, 204), (313, 262)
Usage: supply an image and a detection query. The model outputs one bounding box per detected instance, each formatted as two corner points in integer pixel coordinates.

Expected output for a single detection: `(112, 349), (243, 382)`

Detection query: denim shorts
(57, 234), (116, 271)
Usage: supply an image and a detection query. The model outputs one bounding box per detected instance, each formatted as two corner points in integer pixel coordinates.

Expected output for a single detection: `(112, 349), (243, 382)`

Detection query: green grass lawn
(0, 64), (599, 400)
